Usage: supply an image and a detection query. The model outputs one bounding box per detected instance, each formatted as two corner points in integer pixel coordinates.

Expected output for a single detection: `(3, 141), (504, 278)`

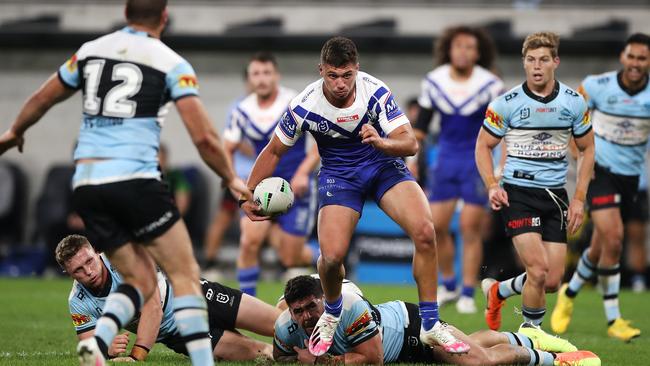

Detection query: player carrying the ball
(240, 36), (469, 356)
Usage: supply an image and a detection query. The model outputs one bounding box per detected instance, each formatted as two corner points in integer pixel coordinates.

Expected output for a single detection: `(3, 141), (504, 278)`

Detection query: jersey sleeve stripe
(572, 125), (592, 138)
(172, 93), (198, 102)
(57, 70), (79, 90)
(348, 328), (379, 347)
(482, 124), (504, 138)
(76, 325), (96, 334)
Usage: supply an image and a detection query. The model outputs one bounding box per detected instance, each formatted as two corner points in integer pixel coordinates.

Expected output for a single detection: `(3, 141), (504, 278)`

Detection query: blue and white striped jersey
(274, 72), (410, 173)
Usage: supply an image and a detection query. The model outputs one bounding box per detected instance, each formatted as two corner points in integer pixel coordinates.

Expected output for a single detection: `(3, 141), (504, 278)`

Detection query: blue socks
(324, 295), (343, 317)
(237, 266), (260, 297)
(460, 285), (474, 299)
(173, 295), (214, 366)
(94, 284), (142, 357)
(442, 277), (457, 292)
(419, 301), (440, 331)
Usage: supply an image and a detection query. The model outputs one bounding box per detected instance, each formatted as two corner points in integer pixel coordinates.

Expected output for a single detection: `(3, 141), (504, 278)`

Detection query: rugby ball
(253, 177), (294, 216)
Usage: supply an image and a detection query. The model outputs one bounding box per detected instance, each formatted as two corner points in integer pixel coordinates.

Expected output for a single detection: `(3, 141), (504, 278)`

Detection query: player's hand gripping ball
(253, 177), (294, 216)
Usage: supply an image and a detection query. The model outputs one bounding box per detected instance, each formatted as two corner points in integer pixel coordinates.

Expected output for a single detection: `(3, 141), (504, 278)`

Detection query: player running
(58, 234), (279, 361)
(239, 36), (469, 355)
(0, 1), (249, 365)
(475, 32), (595, 332)
(414, 26), (504, 313)
(274, 275), (599, 366)
(551, 33), (650, 341)
(224, 52), (319, 296)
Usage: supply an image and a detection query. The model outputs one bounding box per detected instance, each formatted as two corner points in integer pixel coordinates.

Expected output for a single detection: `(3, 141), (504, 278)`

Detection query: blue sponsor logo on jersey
(279, 111), (296, 138)
(385, 95), (402, 121)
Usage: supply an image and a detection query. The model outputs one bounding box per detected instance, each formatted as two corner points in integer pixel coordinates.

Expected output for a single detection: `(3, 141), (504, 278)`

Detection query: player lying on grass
(274, 275), (601, 366)
(56, 234), (279, 362)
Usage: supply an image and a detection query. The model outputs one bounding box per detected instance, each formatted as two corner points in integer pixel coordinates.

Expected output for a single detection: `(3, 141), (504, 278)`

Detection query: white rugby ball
(254, 177), (294, 216)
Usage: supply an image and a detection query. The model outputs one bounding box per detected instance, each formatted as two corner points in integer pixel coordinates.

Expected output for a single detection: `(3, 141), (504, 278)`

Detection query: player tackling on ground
(240, 36), (468, 355)
(0, 1), (249, 365)
(551, 33), (650, 341)
(475, 32), (595, 332)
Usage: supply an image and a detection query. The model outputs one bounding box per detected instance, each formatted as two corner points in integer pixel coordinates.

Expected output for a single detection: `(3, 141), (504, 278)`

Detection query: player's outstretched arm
(176, 96), (251, 200)
(360, 123), (418, 157)
(0, 73), (76, 155)
(568, 129), (595, 234)
(475, 128), (508, 210)
(125, 284), (164, 361)
(240, 135), (291, 221)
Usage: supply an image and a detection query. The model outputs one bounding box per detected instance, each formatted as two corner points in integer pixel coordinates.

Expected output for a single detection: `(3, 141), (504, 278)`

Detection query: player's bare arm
(475, 128), (508, 210)
(241, 134), (291, 220)
(291, 144), (320, 197)
(359, 123), (418, 157)
(568, 129), (595, 234)
(176, 96), (250, 200)
(123, 284), (164, 362)
(0, 73), (76, 155)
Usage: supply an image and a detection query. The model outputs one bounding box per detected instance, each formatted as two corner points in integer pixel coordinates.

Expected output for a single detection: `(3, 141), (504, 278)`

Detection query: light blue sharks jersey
(483, 81), (591, 188)
(579, 71), (650, 176)
(274, 293), (410, 363)
(58, 27), (200, 189)
(67, 254), (176, 340)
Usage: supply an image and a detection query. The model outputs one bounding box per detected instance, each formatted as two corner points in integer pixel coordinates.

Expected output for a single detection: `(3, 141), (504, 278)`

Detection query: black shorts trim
(72, 179), (181, 252)
(500, 183), (568, 243)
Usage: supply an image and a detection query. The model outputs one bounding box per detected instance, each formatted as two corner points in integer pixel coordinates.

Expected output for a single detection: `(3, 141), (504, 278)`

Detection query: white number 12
(83, 60), (142, 118)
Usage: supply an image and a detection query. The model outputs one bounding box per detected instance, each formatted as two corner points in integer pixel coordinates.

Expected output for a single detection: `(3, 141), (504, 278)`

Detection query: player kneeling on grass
(57, 234), (279, 362)
(274, 275), (601, 366)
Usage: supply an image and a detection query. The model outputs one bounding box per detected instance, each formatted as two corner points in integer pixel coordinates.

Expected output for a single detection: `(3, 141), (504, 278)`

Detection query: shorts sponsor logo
(507, 217), (541, 229)
(337, 114), (359, 123)
(71, 313), (91, 327)
(592, 194), (620, 206)
(215, 293), (230, 304)
(134, 210), (173, 237)
(205, 288), (214, 300)
(345, 310), (372, 337)
(408, 336), (419, 347)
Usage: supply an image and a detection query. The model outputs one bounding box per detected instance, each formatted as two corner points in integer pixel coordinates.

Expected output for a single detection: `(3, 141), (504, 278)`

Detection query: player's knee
(544, 277), (562, 293)
(602, 232), (623, 258)
(527, 265), (549, 288)
(320, 252), (344, 268)
(412, 221), (436, 248)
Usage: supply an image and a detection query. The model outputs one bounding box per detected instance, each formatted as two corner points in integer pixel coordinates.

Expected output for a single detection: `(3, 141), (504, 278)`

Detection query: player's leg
(379, 180), (468, 353)
(144, 220), (214, 366)
(512, 232), (549, 327)
(236, 217), (272, 296)
(430, 200), (459, 306)
(276, 191), (318, 271)
(213, 330), (272, 361)
(202, 190), (238, 271)
(235, 293), (282, 337)
(457, 203), (485, 314)
(625, 190), (648, 292)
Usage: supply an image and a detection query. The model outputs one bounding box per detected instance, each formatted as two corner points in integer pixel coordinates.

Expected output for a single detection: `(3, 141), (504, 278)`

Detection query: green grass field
(0, 278), (647, 365)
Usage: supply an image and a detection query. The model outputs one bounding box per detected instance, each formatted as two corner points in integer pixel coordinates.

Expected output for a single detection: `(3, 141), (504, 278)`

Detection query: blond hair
(522, 32), (560, 58)
(55, 234), (92, 269)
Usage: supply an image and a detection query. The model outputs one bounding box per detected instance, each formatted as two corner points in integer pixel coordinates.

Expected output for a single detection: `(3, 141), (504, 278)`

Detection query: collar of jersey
(617, 70), (649, 97)
(121, 26), (152, 38)
(522, 80), (559, 104)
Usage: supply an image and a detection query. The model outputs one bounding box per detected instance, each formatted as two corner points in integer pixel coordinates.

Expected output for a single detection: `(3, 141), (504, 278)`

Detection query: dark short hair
(249, 51), (278, 69)
(625, 33), (650, 50)
(284, 275), (323, 305)
(435, 25), (497, 70)
(320, 37), (359, 68)
(125, 0), (167, 27)
(407, 97), (419, 109)
(55, 235), (93, 269)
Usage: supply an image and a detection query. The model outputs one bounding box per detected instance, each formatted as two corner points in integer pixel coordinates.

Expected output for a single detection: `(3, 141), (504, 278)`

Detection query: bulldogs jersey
(68, 254), (176, 339)
(579, 71), (650, 176)
(274, 72), (409, 172)
(58, 27), (200, 188)
(418, 64), (504, 154)
(483, 81), (591, 189)
(223, 86), (304, 180)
